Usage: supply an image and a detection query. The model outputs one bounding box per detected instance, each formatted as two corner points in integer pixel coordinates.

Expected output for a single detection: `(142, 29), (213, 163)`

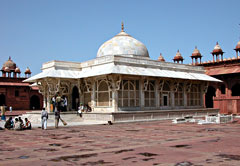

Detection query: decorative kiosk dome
(212, 42), (223, 54)
(97, 23), (149, 58)
(157, 53), (165, 62)
(3, 56), (16, 71)
(191, 46), (202, 58)
(25, 67), (31, 74)
(15, 67), (21, 73)
(211, 42), (224, 62)
(234, 41), (240, 50)
(191, 46), (202, 65)
(173, 50), (184, 64)
(234, 40), (240, 58)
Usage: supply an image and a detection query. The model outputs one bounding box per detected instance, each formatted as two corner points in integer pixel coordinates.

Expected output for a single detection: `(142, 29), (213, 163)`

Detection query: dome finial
(121, 21), (124, 32)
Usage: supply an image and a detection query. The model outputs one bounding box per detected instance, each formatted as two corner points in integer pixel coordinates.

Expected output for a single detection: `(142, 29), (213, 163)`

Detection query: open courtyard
(0, 120), (240, 166)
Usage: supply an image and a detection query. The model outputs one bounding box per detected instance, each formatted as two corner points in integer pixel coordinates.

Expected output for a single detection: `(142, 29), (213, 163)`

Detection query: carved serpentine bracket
(158, 80), (165, 91)
(143, 78), (149, 91)
(78, 79), (84, 95)
(106, 75), (122, 91)
(59, 81), (70, 95)
(115, 75), (122, 90)
(37, 81), (47, 95)
(173, 81), (179, 92)
(185, 81), (192, 93)
(46, 78), (60, 96)
(84, 78), (93, 92)
(202, 82), (209, 93)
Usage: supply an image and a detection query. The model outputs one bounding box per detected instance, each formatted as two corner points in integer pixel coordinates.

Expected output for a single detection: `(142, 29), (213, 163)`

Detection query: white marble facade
(25, 25), (220, 112)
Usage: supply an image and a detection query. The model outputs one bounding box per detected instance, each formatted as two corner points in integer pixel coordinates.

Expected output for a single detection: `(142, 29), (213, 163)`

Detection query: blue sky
(0, 0), (240, 75)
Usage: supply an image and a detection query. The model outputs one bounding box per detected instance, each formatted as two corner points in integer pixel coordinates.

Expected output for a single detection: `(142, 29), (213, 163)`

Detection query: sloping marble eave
(25, 63), (221, 83)
(24, 68), (80, 82)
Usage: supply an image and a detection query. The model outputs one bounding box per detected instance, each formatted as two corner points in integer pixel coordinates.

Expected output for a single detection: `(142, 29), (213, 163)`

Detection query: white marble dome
(97, 28), (149, 58)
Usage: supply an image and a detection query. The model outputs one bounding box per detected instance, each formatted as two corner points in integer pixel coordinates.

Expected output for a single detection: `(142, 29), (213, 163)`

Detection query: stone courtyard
(0, 120), (240, 166)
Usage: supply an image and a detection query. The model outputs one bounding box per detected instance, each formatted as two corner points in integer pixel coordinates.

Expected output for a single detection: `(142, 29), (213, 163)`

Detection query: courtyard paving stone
(0, 120), (240, 166)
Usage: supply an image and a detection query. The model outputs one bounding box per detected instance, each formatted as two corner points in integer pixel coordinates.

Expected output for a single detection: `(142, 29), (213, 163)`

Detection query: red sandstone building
(0, 57), (43, 110)
(191, 42), (240, 114)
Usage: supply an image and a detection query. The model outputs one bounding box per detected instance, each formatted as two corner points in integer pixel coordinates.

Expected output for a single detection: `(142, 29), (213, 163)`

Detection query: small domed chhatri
(97, 22), (149, 58)
(191, 46), (202, 65)
(212, 42), (223, 54)
(211, 42), (224, 62)
(15, 67), (21, 73)
(3, 56), (16, 71)
(25, 67), (31, 74)
(191, 46), (202, 57)
(173, 50), (184, 63)
(234, 40), (240, 58)
(157, 53), (165, 62)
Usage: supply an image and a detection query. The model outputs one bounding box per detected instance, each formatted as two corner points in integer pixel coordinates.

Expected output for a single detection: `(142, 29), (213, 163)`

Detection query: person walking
(41, 108), (48, 130)
(54, 108), (60, 128)
(54, 93), (62, 128)
(1, 105), (6, 121)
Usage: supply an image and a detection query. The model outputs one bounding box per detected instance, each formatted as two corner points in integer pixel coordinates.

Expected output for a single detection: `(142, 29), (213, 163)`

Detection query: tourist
(9, 106), (12, 113)
(86, 104), (92, 112)
(18, 117), (24, 129)
(78, 103), (84, 117)
(4, 117), (14, 129)
(24, 118), (32, 130)
(56, 93), (63, 111)
(1, 105), (6, 121)
(54, 107), (60, 128)
(14, 118), (22, 130)
(63, 96), (67, 112)
(41, 108), (48, 130)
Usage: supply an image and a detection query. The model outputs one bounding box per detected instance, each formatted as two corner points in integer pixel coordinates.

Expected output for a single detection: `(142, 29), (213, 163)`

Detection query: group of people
(77, 103), (92, 117)
(51, 94), (68, 112)
(4, 117), (31, 130)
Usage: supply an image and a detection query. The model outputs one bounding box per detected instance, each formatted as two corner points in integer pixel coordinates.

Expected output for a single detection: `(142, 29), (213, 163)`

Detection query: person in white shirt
(41, 108), (48, 130)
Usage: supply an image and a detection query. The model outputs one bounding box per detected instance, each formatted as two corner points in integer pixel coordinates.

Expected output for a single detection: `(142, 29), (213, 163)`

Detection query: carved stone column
(91, 81), (96, 108)
(84, 78), (94, 108)
(37, 80), (47, 110)
(201, 82), (209, 108)
(108, 75), (121, 112)
(184, 81), (192, 107)
(155, 80), (160, 108)
(170, 80), (179, 108)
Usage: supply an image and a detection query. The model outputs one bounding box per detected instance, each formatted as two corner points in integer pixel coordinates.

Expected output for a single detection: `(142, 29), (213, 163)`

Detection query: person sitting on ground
(78, 103), (84, 117)
(86, 104), (92, 112)
(24, 118), (31, 130)
(4, 117), (14, 130)
(14, 118), (22, 130)
(18, 117), (24, 129)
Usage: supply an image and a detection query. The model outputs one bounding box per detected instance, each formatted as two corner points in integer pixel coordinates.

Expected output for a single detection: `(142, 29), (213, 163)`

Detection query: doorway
(205, 86), (216, 108)
(30, 95), (40, 110)
(0, 94), (6, 106)
(72, 86), (79, 110)
(163, 94), (169, 106)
